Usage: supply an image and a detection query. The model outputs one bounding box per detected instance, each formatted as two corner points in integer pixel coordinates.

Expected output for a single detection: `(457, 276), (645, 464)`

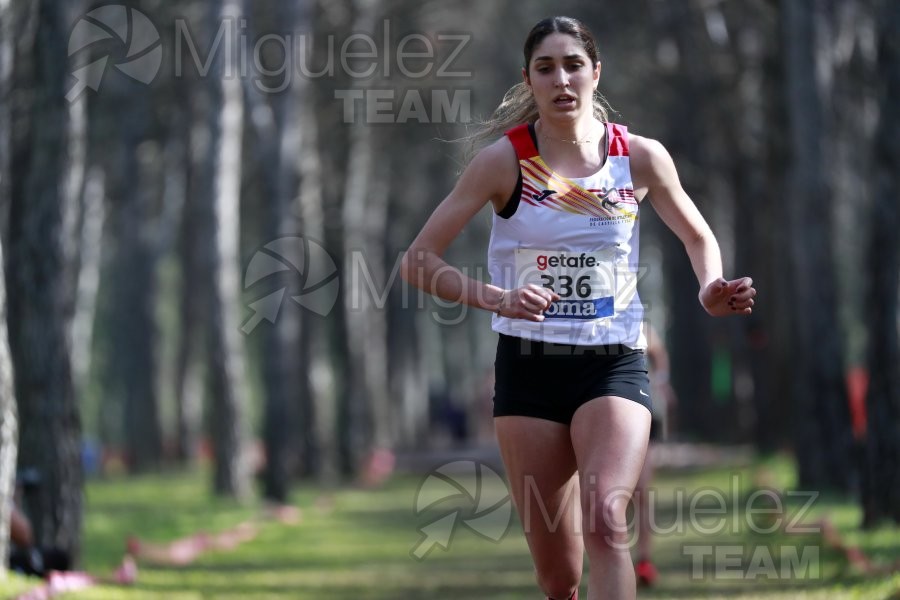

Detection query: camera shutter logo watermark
(67, 5), (162, 102)
(242, 237), (339, 333)
(410, 460), (512, 560)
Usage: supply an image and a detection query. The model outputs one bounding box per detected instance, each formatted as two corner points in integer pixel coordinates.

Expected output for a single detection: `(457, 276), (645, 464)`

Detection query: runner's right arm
(401, 138), (558, 321)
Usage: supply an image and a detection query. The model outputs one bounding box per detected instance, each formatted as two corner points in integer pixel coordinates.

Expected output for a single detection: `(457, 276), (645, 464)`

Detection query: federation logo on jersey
(599, 187), (622, 211)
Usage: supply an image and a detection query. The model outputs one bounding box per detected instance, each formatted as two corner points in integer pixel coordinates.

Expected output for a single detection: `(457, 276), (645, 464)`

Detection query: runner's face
(524, 33), (600, 119)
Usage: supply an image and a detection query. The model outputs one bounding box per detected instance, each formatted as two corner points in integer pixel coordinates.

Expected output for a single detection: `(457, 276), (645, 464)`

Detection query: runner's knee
(582, 488), (632, 548)
(536, 568), (579, 600)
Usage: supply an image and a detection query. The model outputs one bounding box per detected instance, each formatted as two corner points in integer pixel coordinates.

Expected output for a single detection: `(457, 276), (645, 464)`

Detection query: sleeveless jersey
(488, 122), (647, 348)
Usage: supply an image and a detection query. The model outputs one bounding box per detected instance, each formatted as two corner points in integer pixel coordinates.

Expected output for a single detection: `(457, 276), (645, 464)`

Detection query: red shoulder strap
(505, 123), (539, 160)
(607, 123), (629, 157)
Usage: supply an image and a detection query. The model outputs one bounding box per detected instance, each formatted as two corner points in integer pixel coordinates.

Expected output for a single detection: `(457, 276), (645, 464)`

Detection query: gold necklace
(537, 123), (600, 145)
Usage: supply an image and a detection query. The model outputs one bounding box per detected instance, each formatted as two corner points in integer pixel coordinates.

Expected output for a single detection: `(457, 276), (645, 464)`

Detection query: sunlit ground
(2, 454), (900, 599)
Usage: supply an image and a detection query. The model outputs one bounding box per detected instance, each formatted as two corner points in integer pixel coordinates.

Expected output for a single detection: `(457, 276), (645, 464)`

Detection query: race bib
(513, 248), (617, 320)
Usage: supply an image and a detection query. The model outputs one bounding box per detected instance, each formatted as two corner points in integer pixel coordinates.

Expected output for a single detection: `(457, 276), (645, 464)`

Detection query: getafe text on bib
(514, 249), (616, 320)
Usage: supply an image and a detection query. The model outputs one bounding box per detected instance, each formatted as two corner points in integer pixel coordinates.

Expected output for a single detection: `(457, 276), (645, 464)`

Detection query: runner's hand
(497, 284), (560, 321)
(699, 277), (756, 316)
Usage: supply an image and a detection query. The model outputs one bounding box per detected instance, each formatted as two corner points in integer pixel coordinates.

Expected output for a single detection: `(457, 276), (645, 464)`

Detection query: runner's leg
(496, 416), (583, 600)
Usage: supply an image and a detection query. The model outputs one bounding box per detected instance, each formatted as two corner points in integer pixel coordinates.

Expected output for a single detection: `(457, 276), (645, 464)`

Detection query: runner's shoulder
(460, 135), (519, 203)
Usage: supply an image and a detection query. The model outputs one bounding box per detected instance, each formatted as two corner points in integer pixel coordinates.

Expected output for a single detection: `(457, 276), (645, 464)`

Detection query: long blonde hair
(461, 17), (616, 162)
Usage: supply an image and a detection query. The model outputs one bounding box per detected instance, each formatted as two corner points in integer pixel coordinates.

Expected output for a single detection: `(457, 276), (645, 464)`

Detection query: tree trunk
(782, 0), (854, 491)
(861, 0), (900, 526)
(387, 288), (428, 448)
(294, 98), (326, 482)
(244, 0), (304, 501)
(332, 118), (380, 476)
(177, 0), (225, 474)
(70, 167), (105, 400)
(292, 0), (337, 482)
(645, 2), (716, 441)
(731, 13), (786, 452)
(343, 122), (393, 453)
(109, 139), (163, 472)
(386, 170), (429, 450)
(0, 0), (17, 575)
(170, 108), (202, 465)
(324, 0), (389, 478)
(174, 73), (206, 465)
(60, 2), (87, 329)
(0, 237), (16, 573)
(206, 0), (251, 498)
(174, 193), (204, 464)
(7, 0), (82, 562)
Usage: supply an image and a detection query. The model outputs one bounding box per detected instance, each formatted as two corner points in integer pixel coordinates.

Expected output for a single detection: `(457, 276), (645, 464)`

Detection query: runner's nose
(553, 67), (569, 88)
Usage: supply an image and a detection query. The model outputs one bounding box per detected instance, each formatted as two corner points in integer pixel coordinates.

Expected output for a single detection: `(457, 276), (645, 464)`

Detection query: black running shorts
(493, 333), (652, 425)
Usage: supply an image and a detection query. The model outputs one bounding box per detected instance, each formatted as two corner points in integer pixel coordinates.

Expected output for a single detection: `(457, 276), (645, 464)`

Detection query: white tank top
(488, 122), (647, 348)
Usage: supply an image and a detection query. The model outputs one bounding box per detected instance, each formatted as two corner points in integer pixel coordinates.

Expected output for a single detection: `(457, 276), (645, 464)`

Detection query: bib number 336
(514, 248), (617, 320)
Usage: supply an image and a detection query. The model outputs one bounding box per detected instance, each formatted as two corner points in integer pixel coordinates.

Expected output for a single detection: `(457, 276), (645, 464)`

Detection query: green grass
(1, 456), (899, 599)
